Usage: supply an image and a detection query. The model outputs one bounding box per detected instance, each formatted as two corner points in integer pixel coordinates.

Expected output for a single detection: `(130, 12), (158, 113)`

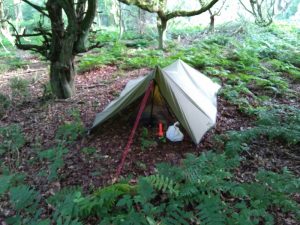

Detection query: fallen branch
(77, 83), (107, 89)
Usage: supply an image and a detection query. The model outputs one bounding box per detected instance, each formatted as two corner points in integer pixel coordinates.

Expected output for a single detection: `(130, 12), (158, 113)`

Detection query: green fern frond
(161, 202), (192, 225)
(9, 185), (40, 213)
(47, 187), (82, 220)
(0, 175), (13, 195)
(196, 193), (225, 225)
(179, 183), (198, 198)
(78, 183), (136, 218)
(146, 174), (179, 196)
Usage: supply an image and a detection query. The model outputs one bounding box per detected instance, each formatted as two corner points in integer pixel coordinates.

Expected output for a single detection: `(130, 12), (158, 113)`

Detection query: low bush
(223, 106), (300, 157)
(0, 124), (25, 157)
(0, 93), (11, 117)
(9, 77), (30, 101)
(69, 151), (299, 224)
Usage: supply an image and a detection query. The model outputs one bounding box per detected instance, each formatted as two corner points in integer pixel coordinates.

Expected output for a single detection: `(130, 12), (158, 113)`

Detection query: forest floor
(0, 50), (299, 192)
(0, 24), (300, 224)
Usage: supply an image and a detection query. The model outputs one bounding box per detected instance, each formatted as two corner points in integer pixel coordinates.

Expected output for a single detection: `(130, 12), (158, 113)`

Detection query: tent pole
(114, 81), (154, 181)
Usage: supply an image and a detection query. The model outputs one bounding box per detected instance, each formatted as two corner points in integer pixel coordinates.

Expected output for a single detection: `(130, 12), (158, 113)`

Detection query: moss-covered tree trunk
(50, 56), (76, 99)
(208, 14), (215, 33)
(157, 16), (167, 50)
(15, 0), (97, 99)
(46, 0), (77, 99)
(0, 0), (5, 29)
(47, 0), (97, 98)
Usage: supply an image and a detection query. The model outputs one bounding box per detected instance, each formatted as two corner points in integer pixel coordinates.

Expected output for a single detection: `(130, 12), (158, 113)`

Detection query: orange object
(158, 122), (164, 137)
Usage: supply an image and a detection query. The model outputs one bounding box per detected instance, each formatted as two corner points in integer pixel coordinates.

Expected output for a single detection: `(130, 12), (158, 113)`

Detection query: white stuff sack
(166, 122), (184, 142)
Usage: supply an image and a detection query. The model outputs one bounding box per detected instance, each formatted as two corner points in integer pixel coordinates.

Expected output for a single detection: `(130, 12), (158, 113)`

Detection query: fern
(0, 124), (25, 156)
(9, 185), (40, 213)
(77, 183), (135, 218)
(55, 120), (85, 145)
(182, 152), (238, 189)
(229, 203), (274, 225)
(56, 217), (83, 225)
(161, 201), (192, 225)
(196, 193), (226, 225)
(146, 174), (179, 196)
(179, 183), (198, 200)
(0, 93), (11, 117)
(38, 145), (69, 181)
(0, 175), (13, 195)
(47, 187), (82, 220)
(9, 76), (30, 101)
(0, 172), (25, 196)
(222, 106), (300, 158)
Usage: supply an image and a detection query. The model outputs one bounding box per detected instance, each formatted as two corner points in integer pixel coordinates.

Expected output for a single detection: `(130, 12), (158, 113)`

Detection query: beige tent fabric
(91, 60), (221, 144)
(91, 73), (154, 129)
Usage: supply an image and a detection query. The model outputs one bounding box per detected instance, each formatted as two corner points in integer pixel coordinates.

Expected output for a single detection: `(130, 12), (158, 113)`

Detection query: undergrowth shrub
(36, 110), (85, 181)
(78, 42), (127, 73)
(1, 108), (299, 224)
(55, 110), (85, 144)
(5, 184), (50, 225)
(70, 151), (299, 224)
(0, 63), (10, 73)
(223, 106), (300, 157)
(0, 172), (25, 197)
(287, 68), (300, 80)
(47, 187), (83, 224)
(38, 145), (69, 181)
(0, 124), (25, 159)
(140, 127), (157, 151)
(0, 50), (27, 72)
(9, 77), (30, 102)
(0, 167), (46, 225)
(0, 93), (11, 117)
(41, 82), (54, 101)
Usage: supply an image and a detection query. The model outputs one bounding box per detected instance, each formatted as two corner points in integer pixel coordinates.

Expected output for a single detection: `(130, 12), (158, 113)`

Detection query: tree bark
(46, 0), (77, 99)
(157, 16), (167, 50)
(49, 30), (77, 99)
(14, 0), (22, 31)
(50, 57), (75, 99)
(14, 0), (98, 99)
(118, 2), (124, 39)
(0, 0), (5, 29)
(208, 10), (215, 33)
(138, 9), (145, 35)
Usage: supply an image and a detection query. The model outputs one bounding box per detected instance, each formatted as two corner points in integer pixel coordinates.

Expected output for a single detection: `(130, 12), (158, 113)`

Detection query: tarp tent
(90, 60), (221, 144)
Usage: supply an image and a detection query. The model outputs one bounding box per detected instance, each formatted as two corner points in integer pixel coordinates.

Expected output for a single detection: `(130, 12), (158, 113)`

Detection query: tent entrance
(140, 83), (174, 127)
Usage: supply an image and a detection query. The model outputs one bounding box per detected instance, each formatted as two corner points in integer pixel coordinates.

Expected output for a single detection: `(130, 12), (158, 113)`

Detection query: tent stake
(114, 81), (154, 181)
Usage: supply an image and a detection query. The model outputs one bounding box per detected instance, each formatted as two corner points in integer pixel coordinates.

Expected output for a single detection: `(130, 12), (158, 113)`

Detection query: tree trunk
(118, 2), (124, 39)
(50, 57), (75, 99)
(14, 0), (22, 31)
(208, 15), (215, 33)
(138, 9), (145, 35)
(49, 32), (77, 99)
(0, 0), (14, 47)
(157, 16), (167, 50)
(0, 0), (6, 29)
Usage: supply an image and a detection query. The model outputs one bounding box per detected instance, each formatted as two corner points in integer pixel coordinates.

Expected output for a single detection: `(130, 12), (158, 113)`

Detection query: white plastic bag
(166, 122), (184, 142)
